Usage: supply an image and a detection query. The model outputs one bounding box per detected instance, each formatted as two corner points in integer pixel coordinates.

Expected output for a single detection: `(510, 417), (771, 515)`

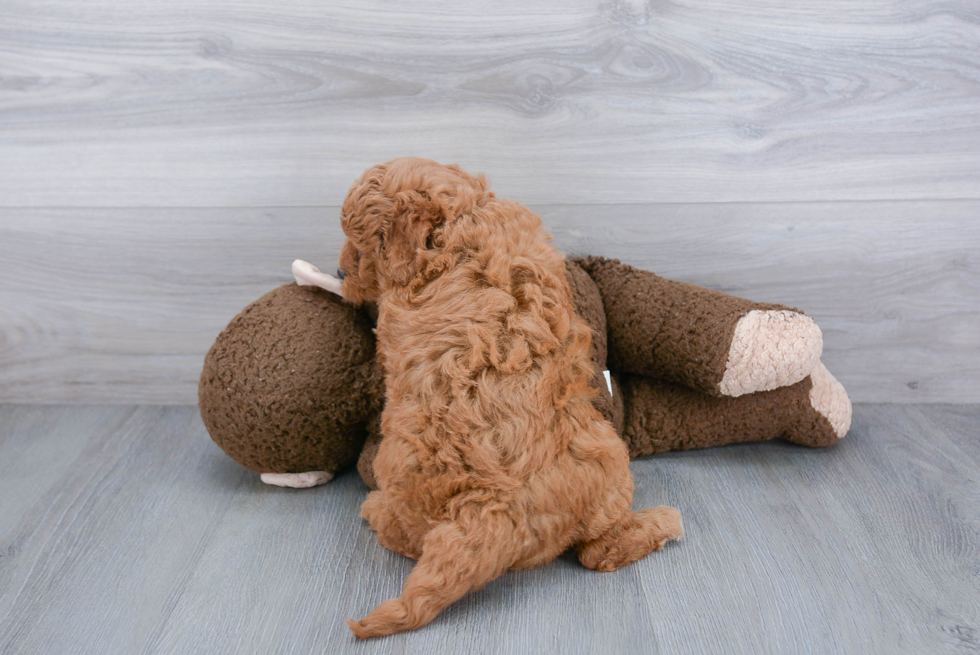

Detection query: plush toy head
(199, 283), (384, 481)
(198, 260), (618, 485)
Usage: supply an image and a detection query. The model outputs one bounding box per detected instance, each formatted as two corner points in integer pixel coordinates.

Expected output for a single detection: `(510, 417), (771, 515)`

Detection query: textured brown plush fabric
(616, 373), (838, 459)
(199, 283), (384, 474)
(200, 258), (843, 485)
(573, 256), (793, 397)
(564, 259), (625, 434)
(564, 259), (608, 367)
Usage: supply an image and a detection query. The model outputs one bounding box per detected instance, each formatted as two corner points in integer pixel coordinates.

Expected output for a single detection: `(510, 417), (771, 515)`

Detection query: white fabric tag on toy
(603, 370), (613, 396)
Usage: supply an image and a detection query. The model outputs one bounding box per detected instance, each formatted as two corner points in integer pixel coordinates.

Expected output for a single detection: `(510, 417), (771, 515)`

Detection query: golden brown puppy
(338, 157), (682, 638)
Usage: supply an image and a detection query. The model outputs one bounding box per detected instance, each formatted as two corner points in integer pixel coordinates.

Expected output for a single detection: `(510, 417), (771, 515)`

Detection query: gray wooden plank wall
(1, 0), (979, 403)
(1, 203), (979, 404)
(3, 0), (980, 206)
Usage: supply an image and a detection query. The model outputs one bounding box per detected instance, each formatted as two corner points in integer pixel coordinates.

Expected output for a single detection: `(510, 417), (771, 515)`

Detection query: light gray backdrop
(2, 0), (978, 403)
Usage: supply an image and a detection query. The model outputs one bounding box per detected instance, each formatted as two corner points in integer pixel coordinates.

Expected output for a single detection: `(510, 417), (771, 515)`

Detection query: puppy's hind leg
(578, 506), (683, 573)
(360, 491), (422, 560)
(348, 507), (522, 639)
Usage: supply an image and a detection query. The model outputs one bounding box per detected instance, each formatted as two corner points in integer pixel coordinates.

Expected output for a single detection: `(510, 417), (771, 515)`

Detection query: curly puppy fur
(339, 158), (682, 638)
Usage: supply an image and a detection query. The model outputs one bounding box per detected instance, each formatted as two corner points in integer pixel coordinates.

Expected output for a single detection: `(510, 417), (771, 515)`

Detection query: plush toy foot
(615, 359), (851, 457)
(719, 310), (823, 397)
(806, 362), (852, 440)
(781, 361), (852, 447)
(260, 471), (334, 488)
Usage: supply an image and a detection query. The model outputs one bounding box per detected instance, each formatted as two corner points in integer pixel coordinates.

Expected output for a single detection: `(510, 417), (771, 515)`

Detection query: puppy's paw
(579, 506), (683, 572)
(638, 505), (684, 544)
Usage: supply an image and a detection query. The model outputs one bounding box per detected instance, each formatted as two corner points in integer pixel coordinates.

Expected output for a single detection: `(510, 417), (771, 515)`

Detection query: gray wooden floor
(2, 0), (979, 406)
(1, 404), (977, 654)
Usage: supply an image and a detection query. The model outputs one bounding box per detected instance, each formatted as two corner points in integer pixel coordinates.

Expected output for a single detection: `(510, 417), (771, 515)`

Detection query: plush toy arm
(573, 256), (822, 398)
(293, 259), (344, 297)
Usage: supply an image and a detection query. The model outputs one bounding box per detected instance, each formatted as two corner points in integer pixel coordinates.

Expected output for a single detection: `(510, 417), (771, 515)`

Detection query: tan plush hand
(292, 259), (344, 297)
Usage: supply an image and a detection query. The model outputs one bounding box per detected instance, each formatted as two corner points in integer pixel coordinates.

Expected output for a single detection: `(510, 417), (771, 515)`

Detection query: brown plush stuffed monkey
(199, 256), (850, 489)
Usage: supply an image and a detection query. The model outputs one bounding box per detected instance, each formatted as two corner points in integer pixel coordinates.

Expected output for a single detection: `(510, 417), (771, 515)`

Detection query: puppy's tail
(348, 507), (521, 639)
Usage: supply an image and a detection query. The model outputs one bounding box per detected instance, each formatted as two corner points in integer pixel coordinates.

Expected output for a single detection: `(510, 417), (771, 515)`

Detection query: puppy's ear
(379, 192), (445, 286)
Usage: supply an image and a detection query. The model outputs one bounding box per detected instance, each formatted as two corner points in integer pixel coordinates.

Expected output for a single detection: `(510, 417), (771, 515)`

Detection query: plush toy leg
(352, 367), (851, 477)
(573, 256), (822, 397)
(259, 471), (334, 488)
(615, 362), (851, 459)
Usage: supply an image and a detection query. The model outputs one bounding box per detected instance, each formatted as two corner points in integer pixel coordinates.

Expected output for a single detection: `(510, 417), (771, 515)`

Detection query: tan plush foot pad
(719, 310), (823, 397)
(807, 361), (852, 439)
(260, 471), (334, 488)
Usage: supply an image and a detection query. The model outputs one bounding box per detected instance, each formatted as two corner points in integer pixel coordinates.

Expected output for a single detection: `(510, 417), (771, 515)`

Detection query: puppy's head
(338, 157), (490, 303)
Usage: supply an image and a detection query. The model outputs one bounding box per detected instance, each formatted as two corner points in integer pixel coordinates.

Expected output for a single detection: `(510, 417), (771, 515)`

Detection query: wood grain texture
(0, 403), (977, 654)
(1, 0), (979, 207)
(2, 201), (977, 404)
(547, 201), (980, 404)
